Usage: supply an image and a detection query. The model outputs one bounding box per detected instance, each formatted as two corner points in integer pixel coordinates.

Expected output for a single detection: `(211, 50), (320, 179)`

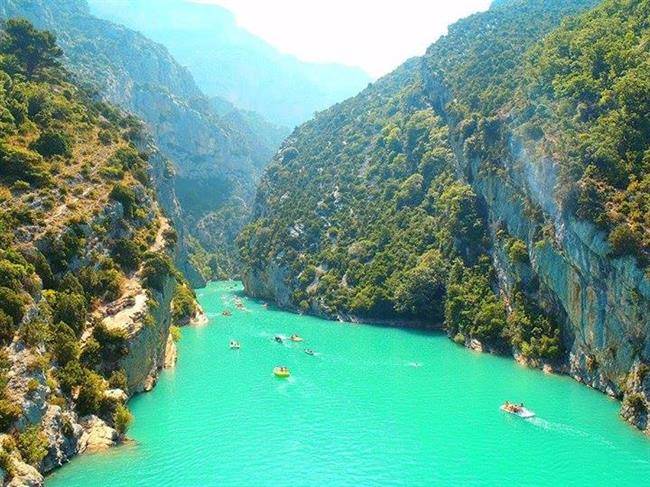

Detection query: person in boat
(305, 349), (315, 356)
(275, 336), (283, 343)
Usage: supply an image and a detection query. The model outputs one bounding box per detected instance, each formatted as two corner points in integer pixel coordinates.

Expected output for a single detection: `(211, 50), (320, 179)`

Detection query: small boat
(500, 403), (535, 418)
(262, 303), (269, 308)
(273, 366), (290, 378)
(222, 310), (232, 316)
(274, 335), (284, 344)
(289, 334), (303, 342)
(304, 349), (315, 356)
(229, 340), (240, 350)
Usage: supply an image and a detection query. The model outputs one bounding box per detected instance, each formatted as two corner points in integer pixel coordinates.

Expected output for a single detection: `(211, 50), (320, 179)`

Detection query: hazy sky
(196, 1), (492, 77)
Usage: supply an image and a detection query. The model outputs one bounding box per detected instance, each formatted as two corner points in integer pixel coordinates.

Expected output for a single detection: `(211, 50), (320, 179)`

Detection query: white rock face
(40, 406), (87, 473)
(80, 416), (119, 452)
(6, 460), (43, 487)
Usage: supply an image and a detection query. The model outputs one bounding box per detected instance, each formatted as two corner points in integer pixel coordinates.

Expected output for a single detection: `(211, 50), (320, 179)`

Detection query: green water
(49, 281), (649, 486)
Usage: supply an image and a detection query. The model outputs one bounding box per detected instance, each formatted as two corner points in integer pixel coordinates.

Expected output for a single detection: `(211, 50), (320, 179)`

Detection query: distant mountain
(86, 0), (372, 127)
(0, 0), (287, 281)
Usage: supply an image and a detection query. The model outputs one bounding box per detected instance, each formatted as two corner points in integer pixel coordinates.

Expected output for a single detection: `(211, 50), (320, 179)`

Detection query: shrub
(109, 184), (137, 219)
(0, 286), (26, 325)
(93, 322), (128, 361)
(78, 267), (122, 302)
(108, 369), (128, 392)
(30, 130), (71, 158)
(79, 336), (101, 369)
(56, 360), (84, 394)
(113, 403), (133, 437)
(141, 253), (174, 292)
(170, 326), (181, 343)
(624, 393), (647, 416)
(49, 321), (79, 365)
(0, 143), (47, 185)
(51, 292), (87, 336)
(608, 224), (641, 258)
(0, 309), (15, 344)
(112, 238), (142, 272)
(17, 425), (48, 467)
(171, 285), (196, 325)
(18, 319), (49, 347)
(0, 398), (21, 430)
(507, 239), (529, 264)
(76, 370), (107, 416)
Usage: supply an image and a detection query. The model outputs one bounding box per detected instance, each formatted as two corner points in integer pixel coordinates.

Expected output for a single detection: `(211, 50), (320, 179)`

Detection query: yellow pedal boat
(273, 366), (290, 378)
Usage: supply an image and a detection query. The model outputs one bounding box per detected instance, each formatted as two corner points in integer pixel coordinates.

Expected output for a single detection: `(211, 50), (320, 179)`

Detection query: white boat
(500, 404), (535, 418)
(229, 340), (240, 350)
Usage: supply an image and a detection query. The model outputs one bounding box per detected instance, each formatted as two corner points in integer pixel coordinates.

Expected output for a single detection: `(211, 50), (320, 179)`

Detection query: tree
(51, 292), (87, 336)
(49, 321), (79, 365)
(17, 425), (49, 466)
(394, 250), (446, 321)
(76, 370), (107, 416)
(0, 19), (62, 78)
(113, 403), (133, 437)
(30, 130), (71, 158)
(112, 238), (142, 272)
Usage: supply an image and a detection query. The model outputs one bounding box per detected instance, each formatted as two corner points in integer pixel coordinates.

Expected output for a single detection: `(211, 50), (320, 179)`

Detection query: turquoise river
(49, 281), (649, 486)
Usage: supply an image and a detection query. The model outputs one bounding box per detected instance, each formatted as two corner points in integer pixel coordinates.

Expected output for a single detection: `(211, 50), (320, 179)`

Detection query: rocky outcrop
(79, 416), (118, 452)
(449, 124), (649, 430)
(116, 273), (176, 393)
(0, 0), (280, 280)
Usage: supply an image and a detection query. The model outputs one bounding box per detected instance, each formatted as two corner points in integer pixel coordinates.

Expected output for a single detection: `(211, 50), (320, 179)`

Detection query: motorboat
(500, 403), (535, 418)
(229, 340), (240, 350)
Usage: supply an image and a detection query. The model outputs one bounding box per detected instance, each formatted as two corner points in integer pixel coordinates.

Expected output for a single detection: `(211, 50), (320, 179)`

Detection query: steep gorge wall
(239, 0), (648, 434)
(453, 128), (649, 431)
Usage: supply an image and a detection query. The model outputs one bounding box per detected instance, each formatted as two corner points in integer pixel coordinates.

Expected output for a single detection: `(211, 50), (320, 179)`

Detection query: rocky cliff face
(452, 129), (650, 433)
(239, 0), (648, 434)
(0, 0), (283, 281)
(0, 19), (192, 481)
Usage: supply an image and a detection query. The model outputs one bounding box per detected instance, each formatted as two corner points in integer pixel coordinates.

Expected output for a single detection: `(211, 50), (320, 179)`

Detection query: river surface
(48, 281), (650, 486)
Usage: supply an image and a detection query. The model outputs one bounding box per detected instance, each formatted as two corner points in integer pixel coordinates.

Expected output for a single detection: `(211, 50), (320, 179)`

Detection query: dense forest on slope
(86, 0), (371, 128)
(239, 0), (649, 432)
(0, 0), (285, 281)
(0, 20), (197, 481)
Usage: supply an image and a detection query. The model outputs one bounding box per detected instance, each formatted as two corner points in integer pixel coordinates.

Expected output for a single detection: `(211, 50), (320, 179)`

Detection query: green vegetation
(240, 0), (633, 363)
(0, 18), (62, 78)
(16, 425), (48, 467)
(113, 403), (133, 437)
(172, 284), (197, 325)
(0, 20), (195, 461)
(523, 0), (649, 261)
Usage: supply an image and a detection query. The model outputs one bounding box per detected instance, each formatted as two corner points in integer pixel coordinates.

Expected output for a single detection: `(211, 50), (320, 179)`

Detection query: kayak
(500, 405), (535, 418)
(273, 367), (290, 378)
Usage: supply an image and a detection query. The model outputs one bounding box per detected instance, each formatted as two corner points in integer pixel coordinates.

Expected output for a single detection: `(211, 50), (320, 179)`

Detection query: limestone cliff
(239, 0), (649, 434)
(0, 0), (283, 281)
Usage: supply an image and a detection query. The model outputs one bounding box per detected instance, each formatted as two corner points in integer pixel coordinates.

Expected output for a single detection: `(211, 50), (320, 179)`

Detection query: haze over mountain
(0, 0), (287, 282)
(87, 0), (372, 127)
